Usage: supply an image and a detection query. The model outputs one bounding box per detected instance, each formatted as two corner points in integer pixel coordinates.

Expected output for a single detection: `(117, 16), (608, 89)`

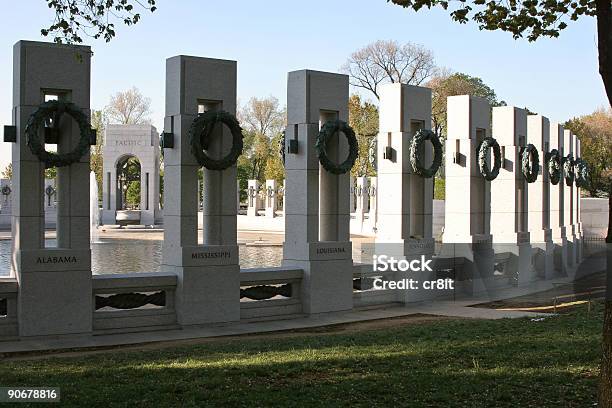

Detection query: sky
(0, 0), (607, 171)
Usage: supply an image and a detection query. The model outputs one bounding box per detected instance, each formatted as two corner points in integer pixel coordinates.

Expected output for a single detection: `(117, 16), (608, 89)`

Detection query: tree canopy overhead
(42, 0), (157, 43)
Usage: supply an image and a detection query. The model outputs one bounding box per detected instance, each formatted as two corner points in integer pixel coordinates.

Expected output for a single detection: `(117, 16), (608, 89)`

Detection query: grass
(0, 304), (604, 407)
(434, 177), (445, 200)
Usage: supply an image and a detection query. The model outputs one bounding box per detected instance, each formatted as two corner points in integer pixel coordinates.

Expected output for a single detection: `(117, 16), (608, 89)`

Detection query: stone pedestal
(375, 83), (435, 302)
(490, 106), (535, 286)
(282, 70), (353, 314)
(11, 41), (92, 336)
(161, 55), (239, 325)
(246, 179), (262, 217)
(549, 122), (569, 276)
(527, 115), (554, 279)
(265, 179), (278, 218)
(443, 95), (495, 294)
(563, 129), (577, 272)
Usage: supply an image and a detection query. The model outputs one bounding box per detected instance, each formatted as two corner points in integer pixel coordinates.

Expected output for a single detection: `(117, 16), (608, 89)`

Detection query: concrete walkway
(0, 300), (547, 356)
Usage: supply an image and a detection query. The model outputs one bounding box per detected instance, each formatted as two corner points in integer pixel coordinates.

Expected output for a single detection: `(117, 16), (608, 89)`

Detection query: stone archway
(101, 124), (161, 226)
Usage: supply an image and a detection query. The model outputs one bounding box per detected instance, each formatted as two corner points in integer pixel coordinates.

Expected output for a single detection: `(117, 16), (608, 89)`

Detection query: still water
(0, 239), (283, 276)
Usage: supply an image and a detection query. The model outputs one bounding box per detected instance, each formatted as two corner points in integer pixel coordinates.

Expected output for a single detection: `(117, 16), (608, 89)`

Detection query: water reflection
(0, 239), (283, 276)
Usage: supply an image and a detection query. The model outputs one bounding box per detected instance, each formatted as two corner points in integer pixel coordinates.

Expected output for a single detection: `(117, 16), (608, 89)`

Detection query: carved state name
(191, 251), (231, 259)
(36, 256), (77, 264)
(316, 247), (346, 255)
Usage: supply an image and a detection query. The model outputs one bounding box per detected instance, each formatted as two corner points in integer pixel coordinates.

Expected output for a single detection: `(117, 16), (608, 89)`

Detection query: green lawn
(0, 304), (603, 407)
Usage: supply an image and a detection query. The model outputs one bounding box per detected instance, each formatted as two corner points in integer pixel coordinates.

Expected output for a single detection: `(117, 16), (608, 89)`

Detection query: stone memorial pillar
(527, 115), (554, 279)
(443, 95), (494, 294)
(354, 176), (368, 230)
(236, 180), (241, 211)
(574, 137), (583, 264)
(282, 70), (353, 314)
(563, 129), (576, 270)
(368, 176), (378, 231)
(161, 55), (239, 325)
(376, 83), (435, 302)
(490, 106), (535, 285)
(11, 41), (92, 336)
(265, 179), (278, 218)
(246, 179), (262, 217)
(549, 122), (568, 275)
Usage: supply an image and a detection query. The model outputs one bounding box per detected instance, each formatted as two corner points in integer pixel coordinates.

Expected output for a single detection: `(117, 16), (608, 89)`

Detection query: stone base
(15, 248), (92, 337)
(163, 245), (240, 325)
(283, 241), (353, 314)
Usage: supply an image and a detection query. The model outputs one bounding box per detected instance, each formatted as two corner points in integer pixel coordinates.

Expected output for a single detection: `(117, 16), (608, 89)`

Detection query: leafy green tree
(125, 181), (140, 208)
(348, 94), (379, 177)
(565, 108), (612, 197)
(41, 1), (157, 44)
(428, 72), (504, 139)
(90, 109), (105, 197)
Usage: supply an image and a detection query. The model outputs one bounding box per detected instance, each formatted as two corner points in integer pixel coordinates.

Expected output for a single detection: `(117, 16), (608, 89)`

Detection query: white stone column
(265, 179), (278, 218)
(11, 41), (92, 336)
(236, 179), (241, 211)
(368, 176), (378, 232)
(161, 55), (239, 325)
(527, 115), (554, 279)
(375, 83), (435, 302)
(354, 176), (368, 230)
(443, 95), (494, 295)
(490, 106), (535, 285)
(549, 122), (569, 275)
(246, 179), (261, 217)
(282, 69), (352, 314)
(349, 175), (355, 213)
(0, 179), (11, 214)
(563, 129), (577, 271)
(574, 136), (583, 264)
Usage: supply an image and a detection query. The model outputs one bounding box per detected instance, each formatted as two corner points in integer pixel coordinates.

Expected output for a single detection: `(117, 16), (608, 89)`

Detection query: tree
(239, 96), (286, 138)
(90, 110), (105, 197)
(105, 87), (152, 125)
(349, 94), (379, 177)
(125, 181), (140, 208)
(565, 108), (612, 197)
(41, 0), (157, 44)
(428, 72), (504, 139)
(1, 164), (12, 180)
(341, 40), (436, 99)
(387, 0), (612, 404)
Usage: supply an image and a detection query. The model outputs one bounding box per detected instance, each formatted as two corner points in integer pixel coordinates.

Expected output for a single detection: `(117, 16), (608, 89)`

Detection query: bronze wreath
(477, 137), (502, 181)
(574, 158), (589, 189)
(189, 110), (244, 170)
(545, 149), (561, 185)
(562, 154), (575, 187)
(0, 186), (11, 196)
(315, 120), (359, 175)
(409, 129), (443, 178)
(520, 144), (540, 183)
(25, 100), (92, 169)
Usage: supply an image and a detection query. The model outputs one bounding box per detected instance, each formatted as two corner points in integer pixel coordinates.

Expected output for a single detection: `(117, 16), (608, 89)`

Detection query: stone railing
(92, 272), (177, 333)
(0, 278), (18, 338)
(240, 267), (302, 320)
(352, 263), (397, 307)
